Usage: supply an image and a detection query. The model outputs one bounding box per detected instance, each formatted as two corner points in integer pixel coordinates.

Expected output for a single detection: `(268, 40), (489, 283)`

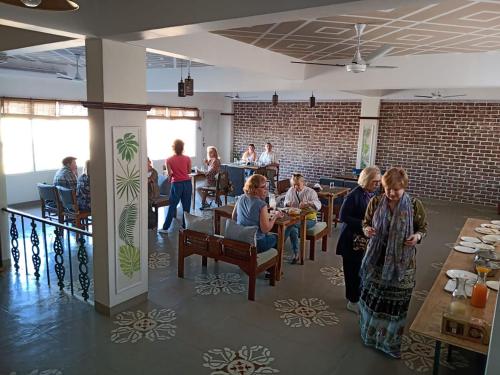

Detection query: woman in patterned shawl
(359, 167), (427, 358)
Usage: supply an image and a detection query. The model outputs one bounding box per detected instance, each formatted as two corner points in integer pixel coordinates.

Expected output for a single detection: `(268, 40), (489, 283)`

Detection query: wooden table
(189, 171), (206, 210)
(315, 185), (350, 235)
(332, 174), (359, 182)
(213, 204), (310, 281)
(410, 218), (499, 374)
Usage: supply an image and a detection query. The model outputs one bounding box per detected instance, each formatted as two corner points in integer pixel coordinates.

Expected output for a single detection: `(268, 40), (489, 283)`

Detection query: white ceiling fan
(291, 23), (397, 73)
(414, 90), (466, 99)
(57, 53), (83, 81)
(224, 93), (258, 100)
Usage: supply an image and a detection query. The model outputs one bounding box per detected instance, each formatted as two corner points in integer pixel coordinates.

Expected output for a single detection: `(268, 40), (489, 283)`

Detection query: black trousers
(342, 255), (363, 303)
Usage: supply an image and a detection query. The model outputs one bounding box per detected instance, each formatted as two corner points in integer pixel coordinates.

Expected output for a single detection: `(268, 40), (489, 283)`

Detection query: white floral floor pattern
(202, 345), (279, 374)
(195, 273), (246, 296)
(9, 370), (62, 375)
(401, 332), (469, 372)
(274, 298), (340, 328)
(148, 252), (171, 269)
(430, 262), (444, 271)
(411, 290), (429, 302)
(110, 308), (176, 343)
(319, 266), (345, 286)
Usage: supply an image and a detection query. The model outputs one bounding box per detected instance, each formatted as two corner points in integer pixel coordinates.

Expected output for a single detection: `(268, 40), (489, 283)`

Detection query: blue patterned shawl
(362, 193), (415, 283)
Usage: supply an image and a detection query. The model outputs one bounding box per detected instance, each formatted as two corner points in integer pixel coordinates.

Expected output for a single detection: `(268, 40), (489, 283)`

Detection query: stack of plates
(461, 236), (480, 243)
(475, 227), (500, 235)
(454, 245), (478, 254)
(482, 234), (500, 242)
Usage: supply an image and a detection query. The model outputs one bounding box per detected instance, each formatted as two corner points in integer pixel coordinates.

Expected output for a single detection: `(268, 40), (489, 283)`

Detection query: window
(0, 117), (34, 174)
(146, 119), (196, 160)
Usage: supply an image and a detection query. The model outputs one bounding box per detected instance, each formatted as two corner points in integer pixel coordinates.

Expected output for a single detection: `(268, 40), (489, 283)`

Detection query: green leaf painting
(119, 203), (137, 246)
(116, 133), (139, 162)
(119, 244), (140, 278)
(116, 161), (140, 201)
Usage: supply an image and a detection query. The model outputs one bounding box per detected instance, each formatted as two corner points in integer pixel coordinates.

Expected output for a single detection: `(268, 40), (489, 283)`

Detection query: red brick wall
(233, 101), (500, 206)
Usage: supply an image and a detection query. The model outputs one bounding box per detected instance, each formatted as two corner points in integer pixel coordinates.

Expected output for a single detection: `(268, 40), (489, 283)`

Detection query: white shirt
(284, 186), (321, 211)
(258, 151), (278, 165)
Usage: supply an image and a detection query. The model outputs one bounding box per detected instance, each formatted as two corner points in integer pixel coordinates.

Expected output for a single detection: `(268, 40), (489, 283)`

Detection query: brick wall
(233, 101), (500, 206)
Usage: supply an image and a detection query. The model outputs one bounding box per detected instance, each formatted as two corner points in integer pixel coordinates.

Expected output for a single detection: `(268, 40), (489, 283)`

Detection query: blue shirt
(236, 194), (267, 240)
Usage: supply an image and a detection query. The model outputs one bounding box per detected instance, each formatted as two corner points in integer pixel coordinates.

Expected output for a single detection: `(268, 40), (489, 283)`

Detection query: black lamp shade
(310, 94), (316, 108)
(272, 92), (278, 106)
(184, 74), (194, 96)
(178, 79), (185, 97)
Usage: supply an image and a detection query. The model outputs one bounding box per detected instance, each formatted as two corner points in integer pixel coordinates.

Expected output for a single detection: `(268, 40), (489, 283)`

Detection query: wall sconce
(310, 92), (316, 108)
(272, 91), (279, 106)
(184, 60), (194, 96)
(178, 65), (185, 97)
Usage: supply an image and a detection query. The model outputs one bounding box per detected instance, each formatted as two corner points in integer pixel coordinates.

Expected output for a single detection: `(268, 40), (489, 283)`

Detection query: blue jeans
(257, 233), (277, 253)
(285, 220), (316, 256)
(162, 180), (192, 230)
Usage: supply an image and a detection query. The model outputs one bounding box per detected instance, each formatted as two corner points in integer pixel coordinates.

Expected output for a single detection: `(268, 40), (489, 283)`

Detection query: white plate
(483, 234), (500, 242)
(491, 220), (500, 226)
(454, 245), (478, 254)
(446, 269), (478, 281)
(461, 236), (481, 243)
(459, 241), (478, 248)
(486, 280), (499, 291)
(444, 279), (473, 297)
(475, 227), (500, 235)
(460, 241), (495, 251)
(481, 223), (500, 229)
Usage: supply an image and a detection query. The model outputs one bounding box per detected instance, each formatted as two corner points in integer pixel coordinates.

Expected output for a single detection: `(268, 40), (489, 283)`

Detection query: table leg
(299, 217), (306, 265)
(433, 340), (441, 375)
(214, 212), (221, 235)
(327, 196), (333, 236)
(276, 225), (285, 281)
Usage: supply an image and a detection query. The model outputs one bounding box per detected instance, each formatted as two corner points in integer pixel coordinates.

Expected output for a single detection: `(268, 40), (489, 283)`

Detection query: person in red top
(159, 139), (192, 234)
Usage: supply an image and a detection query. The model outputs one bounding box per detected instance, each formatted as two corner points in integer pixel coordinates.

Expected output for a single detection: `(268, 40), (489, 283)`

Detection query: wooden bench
(178, 228), (278, 300)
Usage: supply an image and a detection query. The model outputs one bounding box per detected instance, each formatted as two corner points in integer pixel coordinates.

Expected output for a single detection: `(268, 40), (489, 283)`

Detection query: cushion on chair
(224, 219), (257, 246)
(257, 248), (278, 266)
(184, 212), (214, 235)
(307, 222), (328, 236)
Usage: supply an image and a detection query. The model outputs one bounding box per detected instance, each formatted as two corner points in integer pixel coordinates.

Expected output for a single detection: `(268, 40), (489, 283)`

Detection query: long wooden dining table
(410, 218), (499, 374)
(213, 204), (311, 281)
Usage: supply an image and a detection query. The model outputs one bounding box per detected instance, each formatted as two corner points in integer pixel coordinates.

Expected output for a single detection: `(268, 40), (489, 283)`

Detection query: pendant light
(184, 60), (194, 96)
(309, 92), (316, 108)
(272, 91), (279, 106)
(178, 64), (185, 97)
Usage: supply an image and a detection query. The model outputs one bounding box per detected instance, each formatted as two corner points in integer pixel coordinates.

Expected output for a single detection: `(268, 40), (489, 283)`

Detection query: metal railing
(2, 207), (92, 302)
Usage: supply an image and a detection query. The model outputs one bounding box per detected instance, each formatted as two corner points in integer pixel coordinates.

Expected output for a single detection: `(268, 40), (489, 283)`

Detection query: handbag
(353, 233), (369, 252)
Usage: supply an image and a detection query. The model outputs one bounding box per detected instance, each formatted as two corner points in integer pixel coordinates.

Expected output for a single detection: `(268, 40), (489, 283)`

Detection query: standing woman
(336, 166), (381, 313)
(159, 139), (192, 234)
(359, 167), (427, 358)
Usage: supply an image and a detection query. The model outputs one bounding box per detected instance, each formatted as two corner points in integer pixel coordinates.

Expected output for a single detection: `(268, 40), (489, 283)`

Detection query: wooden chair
(198, 171), (230, 207)
(37, 183), (63, 223)
(56, 186), (91, 231)
(306, 206), (329, 260)
(276, 179), (290, 195)
(151, 175), (171, 225)
(178, 228), (278, 301)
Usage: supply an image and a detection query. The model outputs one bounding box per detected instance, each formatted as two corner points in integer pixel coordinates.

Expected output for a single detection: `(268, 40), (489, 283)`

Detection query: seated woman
(77, 160), (91, 212)
(147, 157), (160, 229)
(241, 143), (257, 163)
(232, 174), (283, 252)
(197, 146), (221, 210)
(284, 173), (321, 263)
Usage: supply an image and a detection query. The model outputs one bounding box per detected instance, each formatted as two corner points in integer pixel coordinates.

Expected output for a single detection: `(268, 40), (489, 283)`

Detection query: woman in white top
(284, 173), (321, 263)
(241, 143), (257, 163)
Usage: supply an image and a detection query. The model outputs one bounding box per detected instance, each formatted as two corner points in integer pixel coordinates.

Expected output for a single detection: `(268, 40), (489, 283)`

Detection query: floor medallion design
(319, 266), (345, 286)
(195, 273), (245, 296)
(402, 332), (469, 372)
(148, 252), (170, 269)
(274, 298), (339, 328)
(430, 262), (444, 271)
(202, 345), (279, 374)
(111, 308), (176, 343)
(411, 290), (429, 302)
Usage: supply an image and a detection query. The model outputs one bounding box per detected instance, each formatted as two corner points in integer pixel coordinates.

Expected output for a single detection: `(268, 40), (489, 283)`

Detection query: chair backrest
(158, 174), (171, 196)
(216, 171), (231, 193)
(57, 186), (77, 212)
(276, 179), (291, 195)
(37, 183), (58, 203)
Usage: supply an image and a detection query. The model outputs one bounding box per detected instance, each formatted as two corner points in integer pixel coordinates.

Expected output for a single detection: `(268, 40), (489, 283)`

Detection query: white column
(85, 39), (149, 314)
(0, 131), (10, 267)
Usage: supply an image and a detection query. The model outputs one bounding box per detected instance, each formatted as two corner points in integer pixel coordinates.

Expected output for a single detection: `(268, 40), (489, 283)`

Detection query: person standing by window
(159, 139), (192, 234)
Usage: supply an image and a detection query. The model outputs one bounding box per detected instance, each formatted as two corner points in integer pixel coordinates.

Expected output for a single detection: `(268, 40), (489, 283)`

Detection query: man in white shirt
(258, 142), (279, 191)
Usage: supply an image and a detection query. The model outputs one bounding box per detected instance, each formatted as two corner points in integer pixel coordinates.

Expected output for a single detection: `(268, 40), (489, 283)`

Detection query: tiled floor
(0, 198), (497, 375)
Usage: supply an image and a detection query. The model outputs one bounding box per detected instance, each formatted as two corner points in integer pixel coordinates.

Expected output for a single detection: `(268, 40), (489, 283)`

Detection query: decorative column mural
(113, 128), (142, 291)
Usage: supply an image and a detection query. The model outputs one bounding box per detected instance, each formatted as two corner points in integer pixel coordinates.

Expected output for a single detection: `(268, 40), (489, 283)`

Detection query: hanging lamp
(272, 91), (279, 106)
(178, 64), (185, 97)
(310, 92), (316, 108)
(184, 60), (194, 96)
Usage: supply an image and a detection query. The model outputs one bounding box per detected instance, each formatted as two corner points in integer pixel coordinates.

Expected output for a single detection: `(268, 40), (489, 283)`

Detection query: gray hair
(358, 166), (381, 188)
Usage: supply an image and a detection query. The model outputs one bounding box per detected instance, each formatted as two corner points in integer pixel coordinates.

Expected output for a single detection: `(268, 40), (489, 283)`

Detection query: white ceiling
(1, 0), (500, 100)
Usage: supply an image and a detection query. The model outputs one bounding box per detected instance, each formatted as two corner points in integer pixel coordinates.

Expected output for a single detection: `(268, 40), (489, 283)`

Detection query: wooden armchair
(56, 186), (91, 231)
(37, 183), (63, 223)
(198, 171), (231, 207)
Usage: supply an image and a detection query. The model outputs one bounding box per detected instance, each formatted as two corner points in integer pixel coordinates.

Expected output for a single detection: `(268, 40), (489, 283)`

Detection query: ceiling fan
(414, 91), (466, 99)
(224, 93), (257, 100)
(0, 0), (79, 11)
(57, 53), (83, 81)
(291, 23), (397, 73)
